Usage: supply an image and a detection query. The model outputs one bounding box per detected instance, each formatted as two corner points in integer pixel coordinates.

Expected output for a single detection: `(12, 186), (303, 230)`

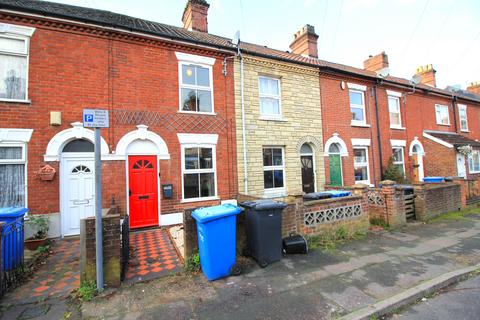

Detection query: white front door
(416, 154), (424, 181)
(61, 156), (95, 236)
(456, 153), (467, 178)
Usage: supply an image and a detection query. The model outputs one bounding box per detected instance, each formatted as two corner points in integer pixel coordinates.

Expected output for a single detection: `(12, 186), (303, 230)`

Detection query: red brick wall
(320, 71), (480, 186)
(0, 14), (237, 215)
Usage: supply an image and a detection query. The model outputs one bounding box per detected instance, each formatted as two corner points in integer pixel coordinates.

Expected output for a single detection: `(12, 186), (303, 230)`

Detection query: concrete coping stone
(303, 195), (362, 207)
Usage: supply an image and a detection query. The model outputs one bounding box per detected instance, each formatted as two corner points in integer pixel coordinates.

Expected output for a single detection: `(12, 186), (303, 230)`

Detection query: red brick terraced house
(318, 51), (480, 187)
(0, 0), (239, 237)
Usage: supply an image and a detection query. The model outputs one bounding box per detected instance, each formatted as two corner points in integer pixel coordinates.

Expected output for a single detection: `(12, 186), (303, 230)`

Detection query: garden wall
(414, 182), (462, 221)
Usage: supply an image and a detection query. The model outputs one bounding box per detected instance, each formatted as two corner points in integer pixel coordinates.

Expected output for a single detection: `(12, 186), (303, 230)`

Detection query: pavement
(389, 273), (480, 319)
(80, 212), (480, 320)
(0, 228), (181, 320)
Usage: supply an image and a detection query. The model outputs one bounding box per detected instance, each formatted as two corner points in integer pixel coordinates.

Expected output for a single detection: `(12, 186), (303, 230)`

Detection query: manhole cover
(19, 304), (51, 320)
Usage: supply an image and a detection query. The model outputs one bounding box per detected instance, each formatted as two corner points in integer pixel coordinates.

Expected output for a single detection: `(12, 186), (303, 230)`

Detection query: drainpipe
(373, 81), (384, 182)
(238, 48), (248, 194)
(451, 95), (458, 132)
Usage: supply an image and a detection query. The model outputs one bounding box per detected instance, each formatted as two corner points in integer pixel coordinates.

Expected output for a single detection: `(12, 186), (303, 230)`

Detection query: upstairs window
(435, 104), (450, 125)
(458, 104), (468, 132)
(388, 96), (401, 127)
(0, 23), (35, 102)
(349, 89), (366, 125)
(259, 76), (281, 118)
(176, 52), (215, 114)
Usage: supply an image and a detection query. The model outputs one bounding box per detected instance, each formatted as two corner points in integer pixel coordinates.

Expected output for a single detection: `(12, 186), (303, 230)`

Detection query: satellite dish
(375, 67), (390, 78)
(410, 74), (422, 86)
(232, 30), (240, 47)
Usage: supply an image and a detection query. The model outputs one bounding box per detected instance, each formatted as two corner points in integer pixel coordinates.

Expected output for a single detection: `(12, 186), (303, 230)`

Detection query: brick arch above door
(296, 135), (322, 154)
(114, 125), (170, 159)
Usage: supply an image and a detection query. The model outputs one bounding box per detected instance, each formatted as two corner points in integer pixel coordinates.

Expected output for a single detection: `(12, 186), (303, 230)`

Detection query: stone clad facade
(234, 56), (324, 198)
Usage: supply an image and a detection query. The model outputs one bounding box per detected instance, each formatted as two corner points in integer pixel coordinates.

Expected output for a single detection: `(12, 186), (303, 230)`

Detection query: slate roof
(1, 0), (479, 103)
(424, 131), (480, 147)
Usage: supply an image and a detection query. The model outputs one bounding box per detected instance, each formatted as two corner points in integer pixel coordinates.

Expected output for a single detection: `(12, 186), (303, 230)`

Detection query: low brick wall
(80, 209), (121, 288)
(299, 194), (370, 236)
(414, 182), (462, 221)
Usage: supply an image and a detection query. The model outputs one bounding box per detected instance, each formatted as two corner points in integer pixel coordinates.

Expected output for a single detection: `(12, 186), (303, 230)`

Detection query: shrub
(76, 281), (97, 302)
(382, 156), (405, 184)
(184, 252), (200, 273)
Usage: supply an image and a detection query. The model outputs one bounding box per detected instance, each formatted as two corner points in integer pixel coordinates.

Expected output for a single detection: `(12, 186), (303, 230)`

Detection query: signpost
(83, 109), (109, 292)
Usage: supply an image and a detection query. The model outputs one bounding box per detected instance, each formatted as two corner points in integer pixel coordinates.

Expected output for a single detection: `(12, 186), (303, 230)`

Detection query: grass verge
(429, 206), (480, 223)
(306, 227), (366, 252)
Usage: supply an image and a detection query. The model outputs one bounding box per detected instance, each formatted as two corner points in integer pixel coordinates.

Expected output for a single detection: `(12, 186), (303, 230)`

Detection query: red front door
(128, 155), (159, 229)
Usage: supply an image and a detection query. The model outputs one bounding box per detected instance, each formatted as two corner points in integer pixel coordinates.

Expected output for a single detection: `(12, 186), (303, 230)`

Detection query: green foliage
(35, 242), (51, 255)
(429, 207), (478, 223)
(76, 281), (97, 302)
(184, 252), (201, 273)
(306, 226), (356, 251)
(382, 156), (405, 184)
(370, 218), (392, 230)
(26, 215), (49, 239)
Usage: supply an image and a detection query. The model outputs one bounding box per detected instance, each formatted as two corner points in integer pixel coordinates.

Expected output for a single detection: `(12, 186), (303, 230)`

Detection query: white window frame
(0, 22), (35, 103)
(388, 95), (402, 128)
(180, 144), (218, 202)
(258, 76), (282, 119)
(458, 104), (468, 132)
(0, 142), (28, 207)
(262, 146), (286, 197)
(392, 147), (406, 176)
(468, 150), (480, 174)
(349, 89), (367, 126)
(435, 104), (450, 126)
(353, 146), (370, 185)
(175, 52), (215, 115)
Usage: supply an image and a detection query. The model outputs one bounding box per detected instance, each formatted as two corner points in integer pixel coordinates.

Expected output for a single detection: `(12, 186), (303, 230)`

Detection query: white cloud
(304, 0), (316, 7)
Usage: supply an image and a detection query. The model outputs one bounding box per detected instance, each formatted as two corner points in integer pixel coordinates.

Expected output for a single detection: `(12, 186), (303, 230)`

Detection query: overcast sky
(47, 0), (480, 89)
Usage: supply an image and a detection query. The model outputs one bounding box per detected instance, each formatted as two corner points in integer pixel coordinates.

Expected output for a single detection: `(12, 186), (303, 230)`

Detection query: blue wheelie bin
(192, 204), (242, 281)
(0, 207), (28, 270)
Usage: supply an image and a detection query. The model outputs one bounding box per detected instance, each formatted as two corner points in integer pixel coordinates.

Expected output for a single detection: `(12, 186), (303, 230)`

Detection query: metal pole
(94, 128), (104, 291)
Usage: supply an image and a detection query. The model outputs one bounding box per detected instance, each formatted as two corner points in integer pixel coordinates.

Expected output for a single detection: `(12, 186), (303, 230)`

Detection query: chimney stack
(289, 25), (319, 58)
(363, 51), (389, 72)
(182, 0), (210, 33)
(467, 82), (480, 95)
(415, 64), (437, 87)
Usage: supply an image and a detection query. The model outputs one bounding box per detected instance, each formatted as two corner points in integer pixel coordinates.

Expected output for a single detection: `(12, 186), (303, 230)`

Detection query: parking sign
(83, 109), (109, 128)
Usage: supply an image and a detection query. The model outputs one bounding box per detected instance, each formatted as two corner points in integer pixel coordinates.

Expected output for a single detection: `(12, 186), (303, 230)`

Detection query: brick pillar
(80, 214), (121, 288)
(452, 177), (467, 208)
(413, 182), (427, 221)
(283, 192), (303, 237)
(352, 184), (369, 218)
(183, 208), (199, 258)
(380, 180), (406, 227)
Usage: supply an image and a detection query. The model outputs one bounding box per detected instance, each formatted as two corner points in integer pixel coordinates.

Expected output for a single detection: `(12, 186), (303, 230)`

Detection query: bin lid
(0, 207), (29, 217)
(303, 192), (333, 200)
(192, 204), (242, 223)
(321, 190), (352, 197)
(240, 200), (287, 210)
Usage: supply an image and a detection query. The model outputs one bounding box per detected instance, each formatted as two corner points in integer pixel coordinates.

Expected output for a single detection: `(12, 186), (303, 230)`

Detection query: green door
(329, 154), (342, 186)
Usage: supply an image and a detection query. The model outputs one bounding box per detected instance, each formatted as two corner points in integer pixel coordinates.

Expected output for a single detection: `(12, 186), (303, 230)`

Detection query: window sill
(351, 122), (371, 128)
(461, 130), (470, 133)
(259, 116), (287, 122)
(390, 126), (406, 130)
(181, 196), (219, 203)
(436, 123), (450, 126)
(178, 111), (217, 116)
(0, 99), (31, 104)
(263, 188), (287, 198)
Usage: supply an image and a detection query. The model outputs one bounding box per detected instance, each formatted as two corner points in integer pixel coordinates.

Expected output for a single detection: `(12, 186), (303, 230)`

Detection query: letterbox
(162, 184), (173, 199)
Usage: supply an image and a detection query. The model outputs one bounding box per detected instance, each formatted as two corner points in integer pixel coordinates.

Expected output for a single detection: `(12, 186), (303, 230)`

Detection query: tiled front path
(125, 228), (182, 284)
(3, 238), (81, 305)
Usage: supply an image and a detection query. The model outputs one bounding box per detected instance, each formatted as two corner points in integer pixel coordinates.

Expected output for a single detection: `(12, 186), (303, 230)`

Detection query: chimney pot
(467, 81), (480, 95)
(289, 24), (319, 58)
(363, 51), (389, 72)
(415, 64), (437, 87)
(182, 0), (210, 33)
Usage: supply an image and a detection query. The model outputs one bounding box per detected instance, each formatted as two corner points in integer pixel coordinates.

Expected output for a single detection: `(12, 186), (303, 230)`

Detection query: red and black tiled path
(125, 228), (182, 285)
(3, 237), (81, 304)
(3, 228), (181, 306)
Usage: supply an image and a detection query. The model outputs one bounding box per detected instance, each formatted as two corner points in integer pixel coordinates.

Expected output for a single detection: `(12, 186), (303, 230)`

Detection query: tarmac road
(390, 274), (480, 320)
